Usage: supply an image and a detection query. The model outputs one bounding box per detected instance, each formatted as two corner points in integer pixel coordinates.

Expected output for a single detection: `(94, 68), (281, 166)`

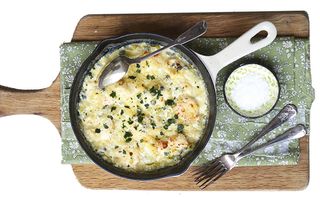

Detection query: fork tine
(192, 159), (217, 173)
(192, 160), (219, 177)
(194, 161), (220, 182)
(192, 164), (208, 174)
(200, 168), (228, 189)
(197, 166), (224, 187)
(195, 163), (222, 183)
(196, 163), (223, 183)
(195, 160), (221, 176)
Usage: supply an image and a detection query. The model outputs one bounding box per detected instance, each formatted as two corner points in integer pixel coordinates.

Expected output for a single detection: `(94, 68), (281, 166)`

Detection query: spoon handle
(238, 124), (307, 160)
(132, 21), (207, 63)
(236, 104), (297, 156)
(174, 20), (208, 45)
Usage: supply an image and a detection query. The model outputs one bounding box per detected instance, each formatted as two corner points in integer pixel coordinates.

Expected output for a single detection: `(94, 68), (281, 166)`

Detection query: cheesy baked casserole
(78, 42), (209, 171)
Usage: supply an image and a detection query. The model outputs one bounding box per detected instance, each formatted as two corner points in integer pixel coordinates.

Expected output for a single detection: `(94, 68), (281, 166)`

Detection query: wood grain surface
(0, 77), (61, 132)
(0, 11), (309, 190)
(73, 12), (309, 41)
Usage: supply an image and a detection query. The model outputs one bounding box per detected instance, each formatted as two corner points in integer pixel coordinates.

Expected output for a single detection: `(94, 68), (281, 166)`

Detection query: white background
(0, 0), (319, 196)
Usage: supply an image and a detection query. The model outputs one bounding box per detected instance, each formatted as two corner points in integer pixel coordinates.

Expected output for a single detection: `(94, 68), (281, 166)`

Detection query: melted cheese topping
(78, 42), (209, 172)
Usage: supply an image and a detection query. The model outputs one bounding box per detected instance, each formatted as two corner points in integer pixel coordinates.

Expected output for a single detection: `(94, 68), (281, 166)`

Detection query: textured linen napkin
(60, 37), (314, 166)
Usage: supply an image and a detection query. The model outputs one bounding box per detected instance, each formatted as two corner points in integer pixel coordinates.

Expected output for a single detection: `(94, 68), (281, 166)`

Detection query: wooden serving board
(0, 12), (309, 190)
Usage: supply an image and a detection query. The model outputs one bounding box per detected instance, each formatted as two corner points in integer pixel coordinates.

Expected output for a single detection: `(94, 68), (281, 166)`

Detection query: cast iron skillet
(69, 33), (216, 180)
(69, 21), (277, 180)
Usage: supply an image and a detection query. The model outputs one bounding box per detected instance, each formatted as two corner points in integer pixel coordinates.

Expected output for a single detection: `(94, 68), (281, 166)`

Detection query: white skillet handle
(196, 21), (277, 83)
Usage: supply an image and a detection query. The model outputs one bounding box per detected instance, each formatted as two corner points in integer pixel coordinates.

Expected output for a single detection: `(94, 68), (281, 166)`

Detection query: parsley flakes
(95, 128), (101, 133)
(165, 99), (175, 106)
(149, 86), (163, 99)
(146, 75), (155, 80)
(109, 91), (116, 98)
(177, 124), (184, 133)
(124, 131), (133, 143)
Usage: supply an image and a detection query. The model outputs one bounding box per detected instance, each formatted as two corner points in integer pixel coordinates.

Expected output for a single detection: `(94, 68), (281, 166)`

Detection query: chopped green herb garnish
(140, 139), (144, 143)
(124, 131), (133, 143)
(136, 108), (145, 123)
(120, 109), (124, 115)
(144, 103), (149, 108)
(137, 93), (142, 99)
(149, 86), (163, 99)
(115, 145), (119, 149)
(95, 128), (101, 133)
(149, 86), (157, 94)
(174, 114), (179, 119)
(138, 115), (144, 123)
(103, 123), (109, 129)
(160, 131), (164, 136)
(134, 125), (138, 130)
(177, 124), (184, 133)
(80, 94), (87, 99)
(124, 131), (133, 138)
(167, 118), (176, 125)
(111, 106), (116, 112)
(88, 72), (93, 79)
(128, 118), (134, 125)
(136, 69), (141, 73)
(107, 115), (113, 120)
(110, 91), (116, 98)
(165, 99), (175, 106)
(136, 64), (141, 68)
(163, 118), (176, 130)
(146, 61), (150, 67)
(124, 105), (130, 108)
(128, 76), (136, 79)
(146, 75), (155, 80)
(151, 121), (156, 129)
(123, 150), (126, 154)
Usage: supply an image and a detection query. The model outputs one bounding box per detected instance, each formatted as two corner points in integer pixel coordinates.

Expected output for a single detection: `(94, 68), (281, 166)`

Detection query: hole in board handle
(250, 30), (268, 44)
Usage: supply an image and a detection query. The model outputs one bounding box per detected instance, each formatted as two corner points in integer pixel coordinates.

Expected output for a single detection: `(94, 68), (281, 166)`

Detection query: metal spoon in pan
(98, 21), (208, 89)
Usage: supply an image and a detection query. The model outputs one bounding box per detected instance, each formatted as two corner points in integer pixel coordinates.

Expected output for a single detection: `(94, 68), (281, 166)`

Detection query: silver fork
(194, 124), (307, 189)
(193, 104), (298, 189)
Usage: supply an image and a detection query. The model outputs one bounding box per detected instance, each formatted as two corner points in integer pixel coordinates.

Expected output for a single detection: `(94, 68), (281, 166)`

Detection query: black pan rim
(69, 33), (216, 180)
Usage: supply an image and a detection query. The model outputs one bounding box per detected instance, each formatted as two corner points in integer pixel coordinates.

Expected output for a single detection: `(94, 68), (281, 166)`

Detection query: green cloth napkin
(60, 37), (314, 166)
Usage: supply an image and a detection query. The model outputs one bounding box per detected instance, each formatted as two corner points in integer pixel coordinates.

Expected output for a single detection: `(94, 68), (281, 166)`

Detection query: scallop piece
(175, 95), (200, 122)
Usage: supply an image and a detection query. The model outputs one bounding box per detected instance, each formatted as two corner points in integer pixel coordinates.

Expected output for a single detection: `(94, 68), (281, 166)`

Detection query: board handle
(0, 80), (60, 130)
